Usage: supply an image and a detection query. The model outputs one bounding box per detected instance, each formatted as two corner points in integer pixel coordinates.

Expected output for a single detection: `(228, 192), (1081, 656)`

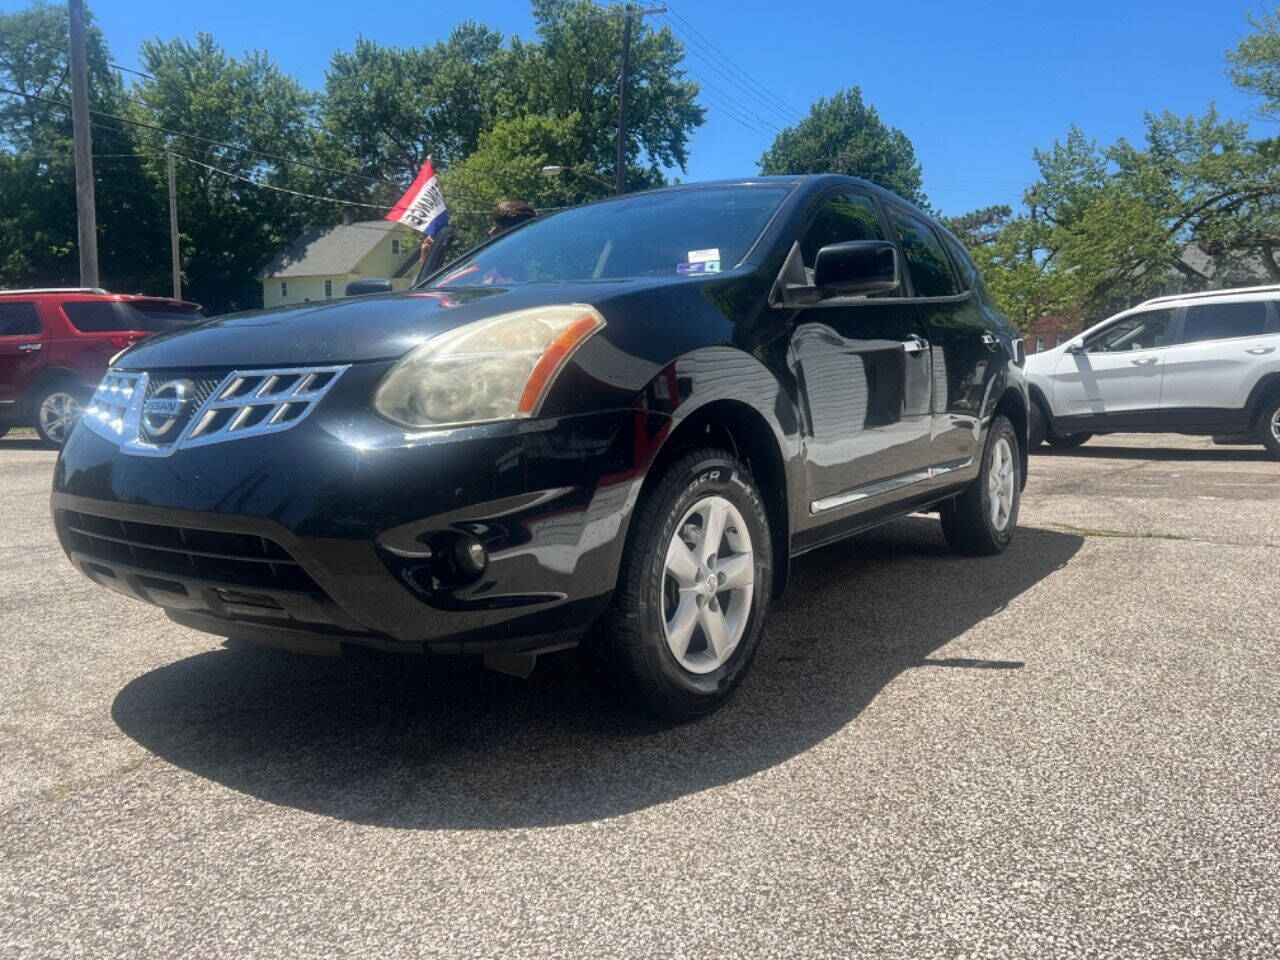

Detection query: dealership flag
(385, 159), (449, 238)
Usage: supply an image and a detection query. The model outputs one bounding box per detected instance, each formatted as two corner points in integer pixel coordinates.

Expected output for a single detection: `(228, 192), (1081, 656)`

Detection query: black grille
(58, 509), (321, 594)
(138, 372), (224, 445)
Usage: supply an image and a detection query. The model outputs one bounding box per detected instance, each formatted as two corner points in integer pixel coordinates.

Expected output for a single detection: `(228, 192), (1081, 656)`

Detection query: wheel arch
(1246, 372), (1280, 429)
(993, 385), (1029, 488)
(21, 365), (89, 420)
(641, 397), (793, 600)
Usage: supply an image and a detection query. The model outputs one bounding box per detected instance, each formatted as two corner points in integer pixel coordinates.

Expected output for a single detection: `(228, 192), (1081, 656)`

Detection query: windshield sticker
(677, 260), (722, 275)
(687, 248), (720, 263)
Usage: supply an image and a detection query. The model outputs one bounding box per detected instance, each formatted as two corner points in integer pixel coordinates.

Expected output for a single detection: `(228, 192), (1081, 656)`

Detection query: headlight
(372, 304), (605, 429)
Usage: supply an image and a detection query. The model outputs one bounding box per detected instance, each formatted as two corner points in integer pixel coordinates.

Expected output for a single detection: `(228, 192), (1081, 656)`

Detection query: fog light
(455, 536), (488, 576)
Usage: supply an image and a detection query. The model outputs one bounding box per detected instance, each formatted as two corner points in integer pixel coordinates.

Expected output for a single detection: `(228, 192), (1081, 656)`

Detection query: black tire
(1028, 400), (1048, 449)
(940, 415), (1021, 556)
(1046, 431), (1091, 449)
(581, 447), (772, 719)
(1259, 394), (1280, 460)
(31, 380), (89, 449)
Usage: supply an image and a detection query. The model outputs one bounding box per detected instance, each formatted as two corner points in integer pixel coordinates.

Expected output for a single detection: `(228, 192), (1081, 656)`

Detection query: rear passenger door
(883, 204), (998, 466)
(1161, 298), (1278, 423)
(0, 301), (47, 409)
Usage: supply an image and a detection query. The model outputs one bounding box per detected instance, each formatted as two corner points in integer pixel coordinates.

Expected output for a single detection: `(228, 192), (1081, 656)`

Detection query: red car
(0, 288), (204, 447)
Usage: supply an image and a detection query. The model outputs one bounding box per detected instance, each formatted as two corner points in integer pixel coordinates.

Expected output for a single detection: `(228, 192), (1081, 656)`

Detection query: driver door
(1052, 308), (1173, 428)
(788, 191), (934, 515)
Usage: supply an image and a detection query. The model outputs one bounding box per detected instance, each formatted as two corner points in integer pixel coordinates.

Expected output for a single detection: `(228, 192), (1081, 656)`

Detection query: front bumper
(53, 362), (666, 654)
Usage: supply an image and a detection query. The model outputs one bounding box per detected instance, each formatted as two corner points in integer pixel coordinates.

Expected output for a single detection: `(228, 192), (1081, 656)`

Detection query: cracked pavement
(1, 432), (1278, 959)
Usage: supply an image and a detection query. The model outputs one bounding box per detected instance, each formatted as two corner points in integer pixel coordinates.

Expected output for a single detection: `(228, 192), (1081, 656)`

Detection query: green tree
(129, 34), (323, 312)
(443, 113), (608, 246)
(758, 87), (925, 205)
(0, 0), (164, 290)
(1227, 8), (1280, 121)
(316, 24), (506, 207)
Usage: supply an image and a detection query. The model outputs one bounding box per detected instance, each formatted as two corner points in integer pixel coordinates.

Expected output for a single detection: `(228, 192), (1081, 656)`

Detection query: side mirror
(813, 241), (900, 296)
(344, 277), (393, 297)
(1065, 337), (1085, 354)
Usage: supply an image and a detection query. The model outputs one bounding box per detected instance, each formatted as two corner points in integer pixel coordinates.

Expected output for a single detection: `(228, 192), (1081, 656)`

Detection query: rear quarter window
(1180, 301), (1268, 343)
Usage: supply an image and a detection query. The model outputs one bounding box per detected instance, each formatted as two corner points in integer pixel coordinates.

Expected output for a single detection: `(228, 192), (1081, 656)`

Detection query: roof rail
(1140, 283), (1280, 307)
(0, 286), (110, 296)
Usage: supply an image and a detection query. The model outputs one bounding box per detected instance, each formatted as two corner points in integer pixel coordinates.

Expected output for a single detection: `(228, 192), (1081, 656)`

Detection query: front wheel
(1259, 394), (1280, 460)
(940, 415), (1021, 556)
(582, 447), (772, 719)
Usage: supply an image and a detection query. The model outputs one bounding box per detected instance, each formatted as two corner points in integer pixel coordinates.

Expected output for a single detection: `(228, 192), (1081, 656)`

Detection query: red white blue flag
(385, 159), (449, 238)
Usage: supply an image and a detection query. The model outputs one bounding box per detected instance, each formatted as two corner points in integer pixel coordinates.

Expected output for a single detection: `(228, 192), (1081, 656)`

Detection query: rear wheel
(1259, 394), (1280, 460)
(1046, 431), (1091, 449)
(33, 382), (87, 448)
(940, 415), (1021, 556)
(582, 447), (772, 719)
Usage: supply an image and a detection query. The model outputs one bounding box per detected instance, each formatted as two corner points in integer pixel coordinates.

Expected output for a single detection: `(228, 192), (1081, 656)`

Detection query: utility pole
(67, 0), (98, 288)
(593, 3), (664, 195)
(167, 153), (181, 300)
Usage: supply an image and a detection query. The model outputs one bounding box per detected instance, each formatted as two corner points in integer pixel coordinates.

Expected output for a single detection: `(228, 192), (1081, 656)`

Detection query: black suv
(53, 176), (1028, 718)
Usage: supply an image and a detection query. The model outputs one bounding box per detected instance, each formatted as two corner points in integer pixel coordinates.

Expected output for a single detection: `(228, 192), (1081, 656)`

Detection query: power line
(661, 7), (802, 125)
(660, 18), (791, 133)
(0, 26), (153, 82)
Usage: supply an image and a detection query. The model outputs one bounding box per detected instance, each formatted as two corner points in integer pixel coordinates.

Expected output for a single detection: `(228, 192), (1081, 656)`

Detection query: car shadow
(0, 438), (51, 451)
(111, 517), (1083, 829)
(1036, 444), (1270, 462)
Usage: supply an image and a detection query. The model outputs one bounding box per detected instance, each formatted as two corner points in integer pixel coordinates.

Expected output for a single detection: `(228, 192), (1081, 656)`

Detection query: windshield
(429, 186), (790, 287)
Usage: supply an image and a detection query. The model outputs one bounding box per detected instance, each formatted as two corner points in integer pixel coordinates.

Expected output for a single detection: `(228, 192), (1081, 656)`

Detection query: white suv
(1024, 285), (1280, 458)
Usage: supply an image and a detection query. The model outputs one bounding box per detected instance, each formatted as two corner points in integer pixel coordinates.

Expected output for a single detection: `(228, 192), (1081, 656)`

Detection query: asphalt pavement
(1, 432), (1277, 959)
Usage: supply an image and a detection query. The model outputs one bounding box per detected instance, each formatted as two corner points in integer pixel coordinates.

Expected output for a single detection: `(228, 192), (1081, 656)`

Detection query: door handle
(1246, 346), (1276, 355)
(902, 336), (929, 355)
(1130, 356), (1159, 366)
(17, 343), (42, 352)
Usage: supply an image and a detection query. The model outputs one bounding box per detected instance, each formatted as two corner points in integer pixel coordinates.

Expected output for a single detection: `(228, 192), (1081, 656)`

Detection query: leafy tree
(129, 34), (322, 312)
(443, 113), (609, 247)
(316, 24), (506, 206)
(758, 87), (925, 206)
(0, 0), (163, 290)
(1227, 8), (1280, 121)
(503, 0), (702, 189)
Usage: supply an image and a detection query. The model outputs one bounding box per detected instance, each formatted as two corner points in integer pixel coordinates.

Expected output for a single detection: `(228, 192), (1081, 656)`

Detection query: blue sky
(82, 0), (1270, 215)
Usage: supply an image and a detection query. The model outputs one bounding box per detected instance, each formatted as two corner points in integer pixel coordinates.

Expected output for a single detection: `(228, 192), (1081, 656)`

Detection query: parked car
(1025, 286), (1280, 457)
(52, 176), (1028, 717)
(0, 288), (204, 447)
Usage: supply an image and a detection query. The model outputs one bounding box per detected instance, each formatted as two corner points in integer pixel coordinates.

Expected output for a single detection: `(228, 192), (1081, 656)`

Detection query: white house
(259, 213), (422, 308)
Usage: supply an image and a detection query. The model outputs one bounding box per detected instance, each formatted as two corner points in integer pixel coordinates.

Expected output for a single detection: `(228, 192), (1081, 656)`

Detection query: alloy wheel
(988, 436), (1016, 532)
(1271, 406), (1280, 445)
(38, 391), (82, 445)
(661, 495), (755, 675)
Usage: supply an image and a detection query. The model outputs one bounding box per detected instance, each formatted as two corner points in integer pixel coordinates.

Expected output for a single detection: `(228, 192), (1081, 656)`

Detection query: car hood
(114, 278), (695, 370)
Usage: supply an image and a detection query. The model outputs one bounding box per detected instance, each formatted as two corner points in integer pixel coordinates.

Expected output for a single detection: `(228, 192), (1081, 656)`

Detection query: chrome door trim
(810, 456), (973, 514)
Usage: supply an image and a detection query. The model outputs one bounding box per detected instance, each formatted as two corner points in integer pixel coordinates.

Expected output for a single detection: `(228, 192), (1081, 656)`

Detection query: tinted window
(799, 193), (885, 271)
(1181, 301), (1268, 343)
(1086, 309), (1173, 352)
(64, 301), (203, 333)
(0, 301), (40, 337)
(888, 208), (959, 298)
(431, 186), (790, 286)
(942, 232), (977, 290)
